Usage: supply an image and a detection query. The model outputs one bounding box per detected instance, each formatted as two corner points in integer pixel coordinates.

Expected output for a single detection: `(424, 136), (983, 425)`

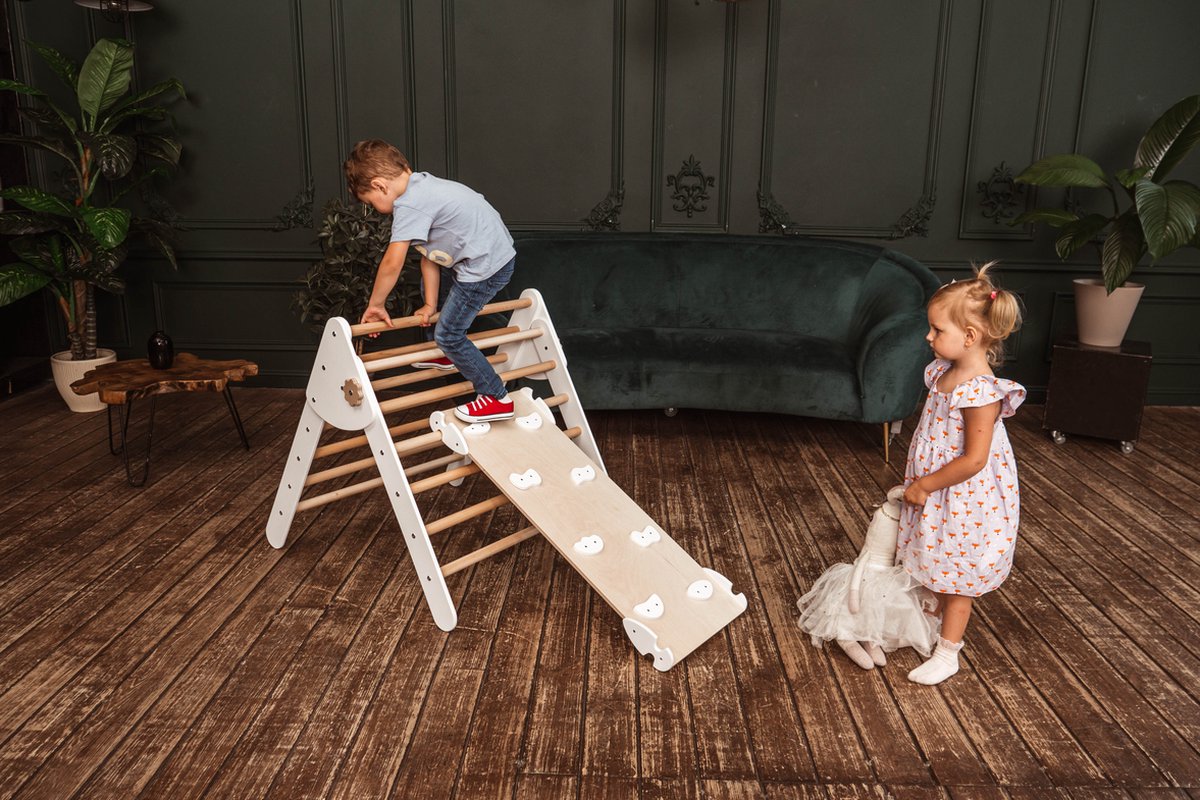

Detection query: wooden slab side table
(71, 353), (259, 486)
(1042, 337), (1152, 454)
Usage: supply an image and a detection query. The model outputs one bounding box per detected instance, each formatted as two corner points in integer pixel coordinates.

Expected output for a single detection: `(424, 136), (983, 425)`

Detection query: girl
(899, 262), (1025, 685)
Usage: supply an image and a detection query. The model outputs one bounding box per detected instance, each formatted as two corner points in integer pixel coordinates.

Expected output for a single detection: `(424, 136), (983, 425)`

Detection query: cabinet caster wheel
(1050, 430), (1067, 445)
(663, 407), (678, 418)
(1120, 440), (1136, 454)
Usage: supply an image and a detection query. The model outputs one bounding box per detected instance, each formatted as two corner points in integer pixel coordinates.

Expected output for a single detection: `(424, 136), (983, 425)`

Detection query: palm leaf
(27, 42), (79, 90)
(1135, 179), (1200, 260)
(1014, 154), (1109, 189)
(1134, 94), (1200, 180)
(1101, 212), (1146, 292)
(76, 38), (135, 125)
(0, 264), (53, 306)
(1055, 214), (1110, 259)
(0, 186), (76, 217)
(1009, 208), (1080, 228)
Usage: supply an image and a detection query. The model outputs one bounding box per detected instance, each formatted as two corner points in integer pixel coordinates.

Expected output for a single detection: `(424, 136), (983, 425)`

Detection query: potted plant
(0, 38), (185, 410)
(1012, 94), (1200, 347)
(294, 197), (422, 346)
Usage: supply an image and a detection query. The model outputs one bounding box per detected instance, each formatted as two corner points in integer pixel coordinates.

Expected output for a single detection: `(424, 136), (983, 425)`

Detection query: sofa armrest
(855, 309), (929, 423)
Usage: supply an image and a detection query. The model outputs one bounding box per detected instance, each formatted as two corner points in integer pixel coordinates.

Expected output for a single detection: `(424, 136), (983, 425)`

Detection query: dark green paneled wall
(8, 0), (1200, 401)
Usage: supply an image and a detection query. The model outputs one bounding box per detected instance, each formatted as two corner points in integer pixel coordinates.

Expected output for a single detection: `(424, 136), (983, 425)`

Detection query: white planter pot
(1073, 278), (1144, 348)
(51, 348), (116, 412)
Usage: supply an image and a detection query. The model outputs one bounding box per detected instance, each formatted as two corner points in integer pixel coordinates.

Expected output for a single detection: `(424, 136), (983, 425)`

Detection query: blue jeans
(427, 256), (515, 399)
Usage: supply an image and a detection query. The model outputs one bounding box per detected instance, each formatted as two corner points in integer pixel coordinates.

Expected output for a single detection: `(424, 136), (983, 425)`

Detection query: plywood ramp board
(431, 389), (747, 670)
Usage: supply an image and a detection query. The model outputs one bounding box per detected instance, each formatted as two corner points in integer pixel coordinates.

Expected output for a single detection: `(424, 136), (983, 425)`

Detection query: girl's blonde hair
(929, 261), (1023, 365)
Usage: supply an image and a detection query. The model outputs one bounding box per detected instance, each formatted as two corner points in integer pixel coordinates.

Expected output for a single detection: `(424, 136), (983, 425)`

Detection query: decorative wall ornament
(667, 155), (715, 219)
(757, 190), (800, 236)
(977, 161), (1025, 224)
(583, 184), (625, 231)
(890, 192), (937, 239)
(275, 181), (315, 231)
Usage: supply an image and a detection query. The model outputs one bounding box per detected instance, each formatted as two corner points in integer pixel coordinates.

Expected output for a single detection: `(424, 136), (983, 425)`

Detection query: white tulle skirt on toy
(797, 563), (940, 657)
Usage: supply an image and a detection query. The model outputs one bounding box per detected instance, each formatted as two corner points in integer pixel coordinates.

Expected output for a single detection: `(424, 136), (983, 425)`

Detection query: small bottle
(147, 330), (175, 369)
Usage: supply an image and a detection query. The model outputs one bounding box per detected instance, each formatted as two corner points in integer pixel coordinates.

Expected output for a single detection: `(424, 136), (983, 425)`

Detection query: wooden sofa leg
(883, 420), (903, 464)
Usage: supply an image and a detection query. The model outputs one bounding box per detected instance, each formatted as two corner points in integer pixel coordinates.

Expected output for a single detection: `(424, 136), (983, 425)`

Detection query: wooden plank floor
(1, 384), (1198, 799)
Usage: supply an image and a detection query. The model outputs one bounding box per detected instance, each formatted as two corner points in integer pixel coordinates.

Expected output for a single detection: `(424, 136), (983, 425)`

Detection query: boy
(346, 139), (517, 423)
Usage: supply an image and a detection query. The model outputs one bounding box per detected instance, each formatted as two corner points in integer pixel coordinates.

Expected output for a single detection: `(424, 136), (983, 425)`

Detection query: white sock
(907, 637), (962, 685)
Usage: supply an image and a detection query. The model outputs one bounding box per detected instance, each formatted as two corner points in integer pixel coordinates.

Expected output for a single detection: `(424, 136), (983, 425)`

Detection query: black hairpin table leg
(224, 386), (251, 449)
(107, 397), (157, 487)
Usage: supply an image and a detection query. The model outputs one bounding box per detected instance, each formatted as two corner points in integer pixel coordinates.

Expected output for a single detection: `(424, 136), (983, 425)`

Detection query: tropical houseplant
(0, 38), (185, 409)
(294, 197), (422, 346)
(1012, 93), (1200, 346)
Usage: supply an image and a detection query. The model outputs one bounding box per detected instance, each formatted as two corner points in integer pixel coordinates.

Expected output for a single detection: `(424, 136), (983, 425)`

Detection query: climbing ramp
(266, 289), (745, 670)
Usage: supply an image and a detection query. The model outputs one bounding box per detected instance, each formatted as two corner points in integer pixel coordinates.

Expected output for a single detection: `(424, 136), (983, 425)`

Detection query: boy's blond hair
(344, 139), (411, 195)
(929, 261), (1024, 365)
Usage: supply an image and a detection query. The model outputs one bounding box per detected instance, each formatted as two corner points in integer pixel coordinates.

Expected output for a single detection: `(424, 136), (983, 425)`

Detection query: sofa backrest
(508, 233), (937, 346)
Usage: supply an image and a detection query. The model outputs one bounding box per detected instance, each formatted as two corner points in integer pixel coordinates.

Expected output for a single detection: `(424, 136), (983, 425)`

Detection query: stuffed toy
(797, 485), (939, 670)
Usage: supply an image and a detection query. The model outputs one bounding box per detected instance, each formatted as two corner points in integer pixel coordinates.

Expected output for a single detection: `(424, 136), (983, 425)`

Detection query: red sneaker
(454, 394), (514, 423)
(413, 356), (454, 370)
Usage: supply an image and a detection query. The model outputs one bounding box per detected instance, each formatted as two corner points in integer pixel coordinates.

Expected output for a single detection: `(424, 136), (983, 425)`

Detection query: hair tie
(989, 290), (997, 300)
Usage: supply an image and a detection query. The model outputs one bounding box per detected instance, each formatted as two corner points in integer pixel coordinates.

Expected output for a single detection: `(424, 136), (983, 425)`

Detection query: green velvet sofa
(504, 232), (940, 431)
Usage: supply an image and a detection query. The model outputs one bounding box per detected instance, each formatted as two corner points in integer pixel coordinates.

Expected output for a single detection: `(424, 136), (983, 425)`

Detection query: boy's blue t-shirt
(390, 172), (515, 282)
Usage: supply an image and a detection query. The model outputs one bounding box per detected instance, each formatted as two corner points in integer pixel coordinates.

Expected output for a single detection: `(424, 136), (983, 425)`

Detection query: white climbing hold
(629, 525), (661, 547)
(687, 580), (714, 600)
(573, 535), (604, 555)
(463, 422), (491, 436)
(508, 469), (542, 490)
(634, 593), (664, 619)
(515, 412), (543, 431)
(570, 465), (596, 485)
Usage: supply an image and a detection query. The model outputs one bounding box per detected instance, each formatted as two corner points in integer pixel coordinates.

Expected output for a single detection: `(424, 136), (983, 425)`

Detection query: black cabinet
(1042, 338), (1152, 453)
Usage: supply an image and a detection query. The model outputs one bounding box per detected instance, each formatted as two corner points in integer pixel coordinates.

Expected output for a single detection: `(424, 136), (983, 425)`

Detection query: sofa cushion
(562, 327), (864, 419)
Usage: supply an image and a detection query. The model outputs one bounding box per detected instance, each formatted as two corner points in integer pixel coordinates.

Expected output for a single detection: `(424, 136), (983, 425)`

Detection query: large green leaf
(76, 38), (135, 125)
(0, 78), (45, 97)
(0, 212), (66, 235)
(81, 206), (131, 248)
(1055, 213), (1110, 259)
(28, 42), (79, 90)
(111, 77), (186, 114)
(1134, 94), (1200, 181)
(1009, 208), (1080, 228)
(81, 132), (137, 179)
(18, 103), (77, 136)
(1135, 179), (1200, 259)
(0, 186), (75, 217)
(0, 264), (53, 306)
(1014, 154), (1110, 189)
(0, 132), (74, 163)
(1115, 167), (1153, 189)
(137, 133), (182, 167)
(1101, 212), (1146, 292)
(10, 234), (67, 274)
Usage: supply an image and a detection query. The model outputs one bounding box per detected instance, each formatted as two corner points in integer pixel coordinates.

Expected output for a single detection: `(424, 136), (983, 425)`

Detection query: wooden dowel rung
(410, 463), (480, 494)
(360, 327), (519, 363)
(441, 526), (540, 577)
(363, 328), (543, 375)
(378, 360), (557, 415)
(403, 452), (464, 478)
(371, 353), (508, 392)
(296, 476), (383, 512)
(314, 416), (432, 459)
(351, 297), (533, 337)
(426, 495), (511, 536)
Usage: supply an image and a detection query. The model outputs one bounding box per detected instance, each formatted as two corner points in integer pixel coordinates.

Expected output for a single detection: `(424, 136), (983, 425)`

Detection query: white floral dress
(897, 359), (1026, 596)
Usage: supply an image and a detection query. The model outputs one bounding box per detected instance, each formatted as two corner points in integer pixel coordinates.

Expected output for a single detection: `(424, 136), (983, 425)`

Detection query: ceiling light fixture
(74, 0), (154, 24)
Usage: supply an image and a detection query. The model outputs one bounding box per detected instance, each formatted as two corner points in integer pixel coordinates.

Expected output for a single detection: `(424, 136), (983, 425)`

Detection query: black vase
(147, 330), (175, 369)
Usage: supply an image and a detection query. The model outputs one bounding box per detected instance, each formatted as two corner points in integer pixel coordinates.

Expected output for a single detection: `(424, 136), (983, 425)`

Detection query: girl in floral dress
(899, 262), (1026, 685)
